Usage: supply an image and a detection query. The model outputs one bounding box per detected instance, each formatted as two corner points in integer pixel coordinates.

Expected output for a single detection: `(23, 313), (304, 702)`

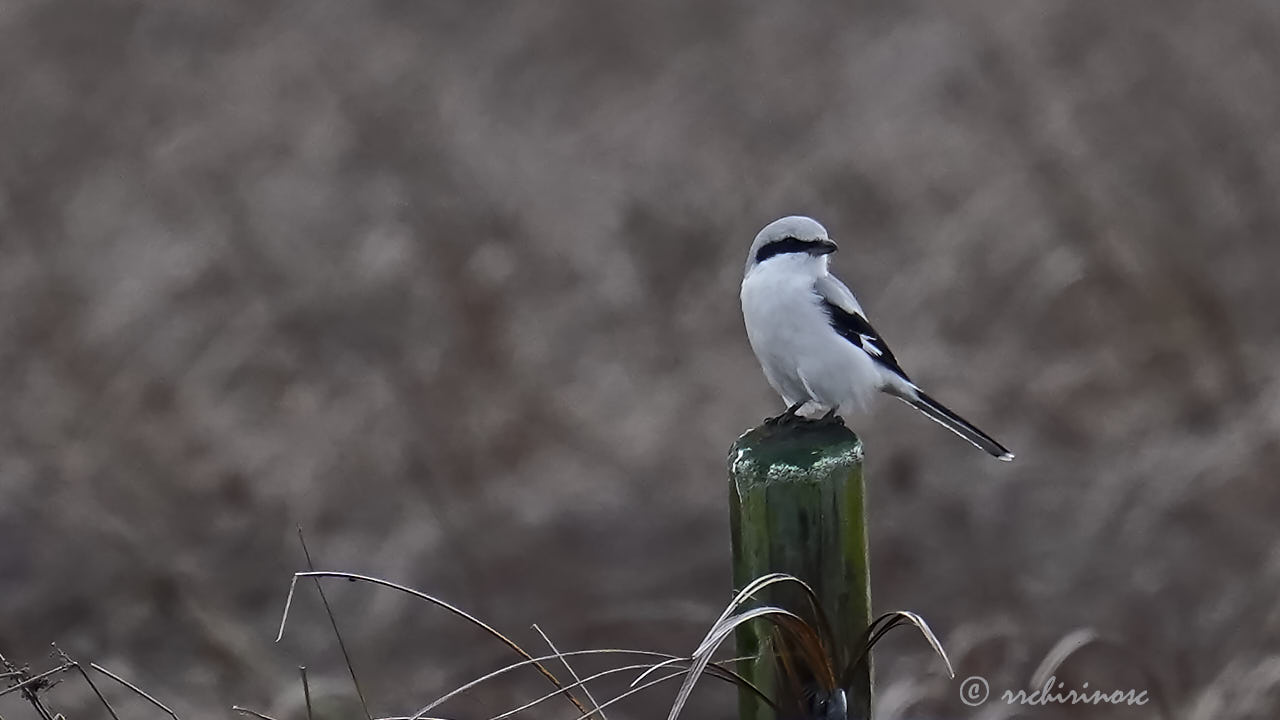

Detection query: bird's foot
(764, 402), (805, 427)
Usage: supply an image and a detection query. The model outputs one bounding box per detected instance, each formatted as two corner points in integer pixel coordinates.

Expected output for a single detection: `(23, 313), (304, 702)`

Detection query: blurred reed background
(2, 1), (1279, 719)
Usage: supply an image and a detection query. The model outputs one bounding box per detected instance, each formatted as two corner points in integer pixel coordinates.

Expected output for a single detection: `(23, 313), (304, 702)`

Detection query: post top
(729, 419), (863, 487)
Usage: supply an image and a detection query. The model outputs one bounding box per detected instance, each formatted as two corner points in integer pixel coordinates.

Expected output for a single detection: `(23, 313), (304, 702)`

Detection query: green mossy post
(728, 419), (872, 720)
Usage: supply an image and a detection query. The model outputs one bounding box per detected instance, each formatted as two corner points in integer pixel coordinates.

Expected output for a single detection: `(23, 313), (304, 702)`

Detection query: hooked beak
(812, 238), (838, 255)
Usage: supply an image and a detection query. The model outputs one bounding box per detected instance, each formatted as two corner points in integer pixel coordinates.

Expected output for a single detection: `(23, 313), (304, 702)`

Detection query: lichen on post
(728, 418), (872, 720)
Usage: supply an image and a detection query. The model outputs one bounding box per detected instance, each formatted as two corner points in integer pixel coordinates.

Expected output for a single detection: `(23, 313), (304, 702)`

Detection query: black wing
(821, 300), (911, 382)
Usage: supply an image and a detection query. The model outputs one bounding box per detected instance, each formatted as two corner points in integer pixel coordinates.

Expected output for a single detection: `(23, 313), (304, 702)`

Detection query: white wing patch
(859, 335), (883, 357)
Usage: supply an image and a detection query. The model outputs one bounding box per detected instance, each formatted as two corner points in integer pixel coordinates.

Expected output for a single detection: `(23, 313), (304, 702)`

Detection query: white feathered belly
(741, 269), (880, 414)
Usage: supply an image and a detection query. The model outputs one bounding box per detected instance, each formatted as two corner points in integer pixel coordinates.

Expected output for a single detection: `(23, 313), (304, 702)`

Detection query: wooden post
(729, 419), (872, 720)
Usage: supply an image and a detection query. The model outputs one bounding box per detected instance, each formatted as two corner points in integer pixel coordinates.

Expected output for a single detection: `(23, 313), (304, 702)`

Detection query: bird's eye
(755, 236), (817, 263)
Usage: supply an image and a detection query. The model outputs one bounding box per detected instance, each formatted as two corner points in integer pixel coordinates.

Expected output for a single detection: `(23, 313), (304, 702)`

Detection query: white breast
(740, 256), (881, 413)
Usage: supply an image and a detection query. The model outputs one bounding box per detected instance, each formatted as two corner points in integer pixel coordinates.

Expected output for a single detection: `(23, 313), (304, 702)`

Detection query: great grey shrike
(740, 215), (1014, 461)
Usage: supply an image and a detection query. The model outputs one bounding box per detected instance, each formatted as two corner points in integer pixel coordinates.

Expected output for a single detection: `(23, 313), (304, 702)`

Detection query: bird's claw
(765, 402), (806, 427)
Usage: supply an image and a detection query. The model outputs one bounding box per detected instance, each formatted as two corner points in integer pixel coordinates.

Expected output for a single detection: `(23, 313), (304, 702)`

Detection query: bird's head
(745, 215), (838, 275)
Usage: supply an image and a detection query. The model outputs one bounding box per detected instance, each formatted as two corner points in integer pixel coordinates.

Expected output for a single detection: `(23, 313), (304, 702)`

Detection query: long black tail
(898, 389), (1014, 461)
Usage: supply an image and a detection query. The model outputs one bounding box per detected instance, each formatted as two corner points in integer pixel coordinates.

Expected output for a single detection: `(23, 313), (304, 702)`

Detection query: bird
(740, 215), (1014, 461)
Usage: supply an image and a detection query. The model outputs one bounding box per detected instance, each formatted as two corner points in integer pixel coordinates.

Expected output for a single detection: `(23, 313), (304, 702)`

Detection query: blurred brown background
(2, 1), (1279, 719)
